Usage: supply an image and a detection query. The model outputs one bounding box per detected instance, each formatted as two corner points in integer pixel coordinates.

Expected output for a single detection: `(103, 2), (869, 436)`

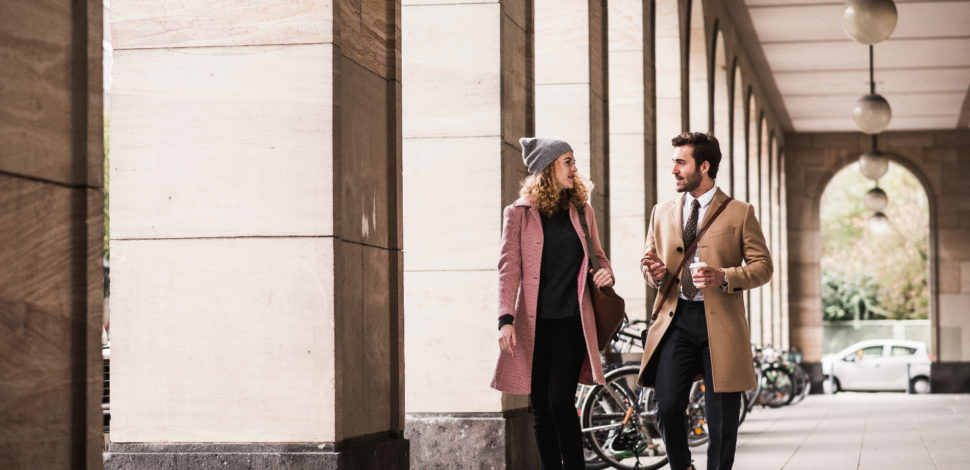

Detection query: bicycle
(580, 364), (669, 470)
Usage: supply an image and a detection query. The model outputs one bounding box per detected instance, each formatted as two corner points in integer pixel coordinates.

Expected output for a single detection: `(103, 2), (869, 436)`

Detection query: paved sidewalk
(690, 393), (970, 470)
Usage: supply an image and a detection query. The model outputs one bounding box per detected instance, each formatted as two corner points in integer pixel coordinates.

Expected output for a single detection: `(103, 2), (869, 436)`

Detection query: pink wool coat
(490, 196), (611, 394)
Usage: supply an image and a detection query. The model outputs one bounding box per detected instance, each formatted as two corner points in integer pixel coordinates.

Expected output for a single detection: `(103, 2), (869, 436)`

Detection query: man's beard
(677, 169), (702, 193)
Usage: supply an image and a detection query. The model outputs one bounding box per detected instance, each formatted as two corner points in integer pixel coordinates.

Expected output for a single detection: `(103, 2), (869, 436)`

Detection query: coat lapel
(672, 194), (684, 242)
(699, 188), (729, 228)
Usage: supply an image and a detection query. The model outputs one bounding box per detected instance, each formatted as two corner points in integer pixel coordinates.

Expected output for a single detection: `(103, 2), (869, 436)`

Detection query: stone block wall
(106, 0), (405, 466)
(0, 1), (104, 468)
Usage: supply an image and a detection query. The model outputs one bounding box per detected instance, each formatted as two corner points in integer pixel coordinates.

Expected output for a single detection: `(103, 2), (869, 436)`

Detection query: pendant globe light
(854, 94), (892, 134)
(869, 211), (890, 234)
(865, 186), (888, 211)
(853, 46), (892, 134)
(843, 0), (898, 45)
(859, 136), (890, 180)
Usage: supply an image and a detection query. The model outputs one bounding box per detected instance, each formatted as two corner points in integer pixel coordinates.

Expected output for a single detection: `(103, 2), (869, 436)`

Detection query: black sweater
(499, 208), (584, 329)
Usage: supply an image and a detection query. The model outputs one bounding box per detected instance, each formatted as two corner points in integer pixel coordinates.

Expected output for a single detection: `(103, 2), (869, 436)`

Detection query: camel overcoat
(490, 197), (611, 394)
(636, 188), (771, 393)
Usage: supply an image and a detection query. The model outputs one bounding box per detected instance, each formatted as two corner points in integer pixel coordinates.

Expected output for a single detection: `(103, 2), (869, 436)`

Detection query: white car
(822, 339), (931, 394)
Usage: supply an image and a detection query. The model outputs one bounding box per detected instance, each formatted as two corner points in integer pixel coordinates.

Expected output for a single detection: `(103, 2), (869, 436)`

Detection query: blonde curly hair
(519, 159), (592, 218)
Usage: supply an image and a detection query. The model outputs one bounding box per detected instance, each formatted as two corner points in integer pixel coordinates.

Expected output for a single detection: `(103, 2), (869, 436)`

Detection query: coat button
(668, 311), (673, 317)
(676, 247), (683, 253)
(674, 277), (679, 283)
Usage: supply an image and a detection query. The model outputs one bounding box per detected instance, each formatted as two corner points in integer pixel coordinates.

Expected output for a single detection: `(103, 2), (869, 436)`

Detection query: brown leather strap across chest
(650, 197), (733, 322)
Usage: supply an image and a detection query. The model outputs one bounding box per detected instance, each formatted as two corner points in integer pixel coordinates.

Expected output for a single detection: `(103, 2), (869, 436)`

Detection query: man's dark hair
(672, 132), (721, 179)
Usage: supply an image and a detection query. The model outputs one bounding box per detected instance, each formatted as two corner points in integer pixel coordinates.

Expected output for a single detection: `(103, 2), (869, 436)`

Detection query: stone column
(779, 151), (790, 350)
(609, 0), (654, 321)
(759, 120), (772, 346)
(535, 0), (609, 238)
(747, 103), (763, 342)
(402, 0), (536, 467)
(0, 1), (103, 468)
(772, 140), (783, 348)
(106, 1), (406, 467)
(686, 0), (708, 133)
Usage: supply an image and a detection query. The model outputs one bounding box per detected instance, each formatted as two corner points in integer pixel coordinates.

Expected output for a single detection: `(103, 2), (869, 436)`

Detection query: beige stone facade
(2, 0), (969, 469)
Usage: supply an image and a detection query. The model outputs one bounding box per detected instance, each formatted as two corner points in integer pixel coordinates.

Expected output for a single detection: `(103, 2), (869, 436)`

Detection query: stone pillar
(535, 0), (609, 237)
(712, 30), (730, 193)
(0, 1), (104, 468)
(772, 139), (783, 348)
(779, 150), (790, 350)
(655, 0), (683, 203)
(402, 0), (537, 467)
(686, 0), (708, 133)
(105, 1), (406, 467)
(731, 67), (747, 204)
(747, 102), (763, 342)
(609, 0), (654, 321)
(759, 120), (772, 346)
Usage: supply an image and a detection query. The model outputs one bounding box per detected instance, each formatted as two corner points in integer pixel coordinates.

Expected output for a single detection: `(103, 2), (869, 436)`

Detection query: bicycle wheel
(789, 363), (811, 405)
(759, 364), (794, 408)
(738, 390), (750, 426)
(686, 380), (708, 447)
(581, 367), (668, 470)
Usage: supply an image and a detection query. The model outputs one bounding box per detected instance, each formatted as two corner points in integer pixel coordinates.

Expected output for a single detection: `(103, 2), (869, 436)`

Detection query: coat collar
(512, 196), (532, 207)
(668, 186), (729, 239)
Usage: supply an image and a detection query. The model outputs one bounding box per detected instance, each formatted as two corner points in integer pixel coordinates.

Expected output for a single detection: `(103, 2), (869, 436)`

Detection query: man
(637, 132), (772, 470)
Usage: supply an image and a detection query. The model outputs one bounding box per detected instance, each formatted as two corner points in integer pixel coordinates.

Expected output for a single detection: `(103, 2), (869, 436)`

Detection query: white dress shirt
(680, 185), (718, 301)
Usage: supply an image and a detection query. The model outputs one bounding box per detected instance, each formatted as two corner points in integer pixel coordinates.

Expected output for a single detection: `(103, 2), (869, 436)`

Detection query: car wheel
(911, 377), (931, 394)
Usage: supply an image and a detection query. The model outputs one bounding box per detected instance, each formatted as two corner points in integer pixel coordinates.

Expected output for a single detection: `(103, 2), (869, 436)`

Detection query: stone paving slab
(687, 393), (970, 470)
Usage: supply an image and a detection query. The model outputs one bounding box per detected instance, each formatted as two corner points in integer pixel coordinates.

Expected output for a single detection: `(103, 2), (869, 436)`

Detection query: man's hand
(641, 249), (666, 282)
(692, 265), (725, 289)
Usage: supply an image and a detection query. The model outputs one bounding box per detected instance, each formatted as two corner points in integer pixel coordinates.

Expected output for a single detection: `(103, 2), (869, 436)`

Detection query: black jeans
(530, 315), (587, 470)
(654, 299), (742, 470)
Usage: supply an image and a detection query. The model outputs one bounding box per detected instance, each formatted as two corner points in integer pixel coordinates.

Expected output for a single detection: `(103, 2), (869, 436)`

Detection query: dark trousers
(530, 315), (587, 470)
(654, 299), (742, 470)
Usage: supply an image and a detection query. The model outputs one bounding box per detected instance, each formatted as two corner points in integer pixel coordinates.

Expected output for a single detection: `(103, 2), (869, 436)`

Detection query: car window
(891, 346), (916, 357)
(843, 345), (884, 361)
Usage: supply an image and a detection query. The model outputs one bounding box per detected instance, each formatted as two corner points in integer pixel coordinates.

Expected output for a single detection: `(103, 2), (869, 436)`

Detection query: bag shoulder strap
(577, 205), (599, 271)
(651, 196), (734, 320)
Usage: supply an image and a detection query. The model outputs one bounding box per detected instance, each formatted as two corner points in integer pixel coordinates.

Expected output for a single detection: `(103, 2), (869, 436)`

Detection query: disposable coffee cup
(689, 261), (707, 276)
(690, 262), (708, 287)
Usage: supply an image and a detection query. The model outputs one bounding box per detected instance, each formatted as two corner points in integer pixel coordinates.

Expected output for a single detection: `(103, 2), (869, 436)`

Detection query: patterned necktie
(681, 199), (701, 299)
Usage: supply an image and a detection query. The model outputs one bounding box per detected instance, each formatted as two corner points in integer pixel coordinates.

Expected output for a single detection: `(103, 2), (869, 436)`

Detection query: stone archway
(817, 154), (932, 362)
(783, 131), (970, 391)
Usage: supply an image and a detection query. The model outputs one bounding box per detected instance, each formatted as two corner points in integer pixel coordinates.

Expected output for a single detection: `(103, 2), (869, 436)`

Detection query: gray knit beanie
(519, 137), (573, 174)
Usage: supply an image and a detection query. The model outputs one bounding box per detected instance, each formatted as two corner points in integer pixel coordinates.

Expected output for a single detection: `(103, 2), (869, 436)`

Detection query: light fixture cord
(870, 44), (878, 152)
(869, 45), (875, 95)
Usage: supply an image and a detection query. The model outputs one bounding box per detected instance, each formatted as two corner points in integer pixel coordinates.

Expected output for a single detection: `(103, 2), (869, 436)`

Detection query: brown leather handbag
(578, 207), (627, 353)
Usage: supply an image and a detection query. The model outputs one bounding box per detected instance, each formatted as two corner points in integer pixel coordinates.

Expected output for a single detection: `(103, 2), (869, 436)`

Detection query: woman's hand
(590, 268), (614, 288)
(499, 324), (517, 357)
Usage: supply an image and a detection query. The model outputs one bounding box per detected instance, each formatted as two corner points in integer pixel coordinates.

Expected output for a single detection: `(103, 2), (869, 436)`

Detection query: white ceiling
(745, 0), (970, 132)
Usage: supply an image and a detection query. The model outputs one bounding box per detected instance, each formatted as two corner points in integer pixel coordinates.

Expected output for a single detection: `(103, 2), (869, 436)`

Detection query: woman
(490, 137), (614, 470)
